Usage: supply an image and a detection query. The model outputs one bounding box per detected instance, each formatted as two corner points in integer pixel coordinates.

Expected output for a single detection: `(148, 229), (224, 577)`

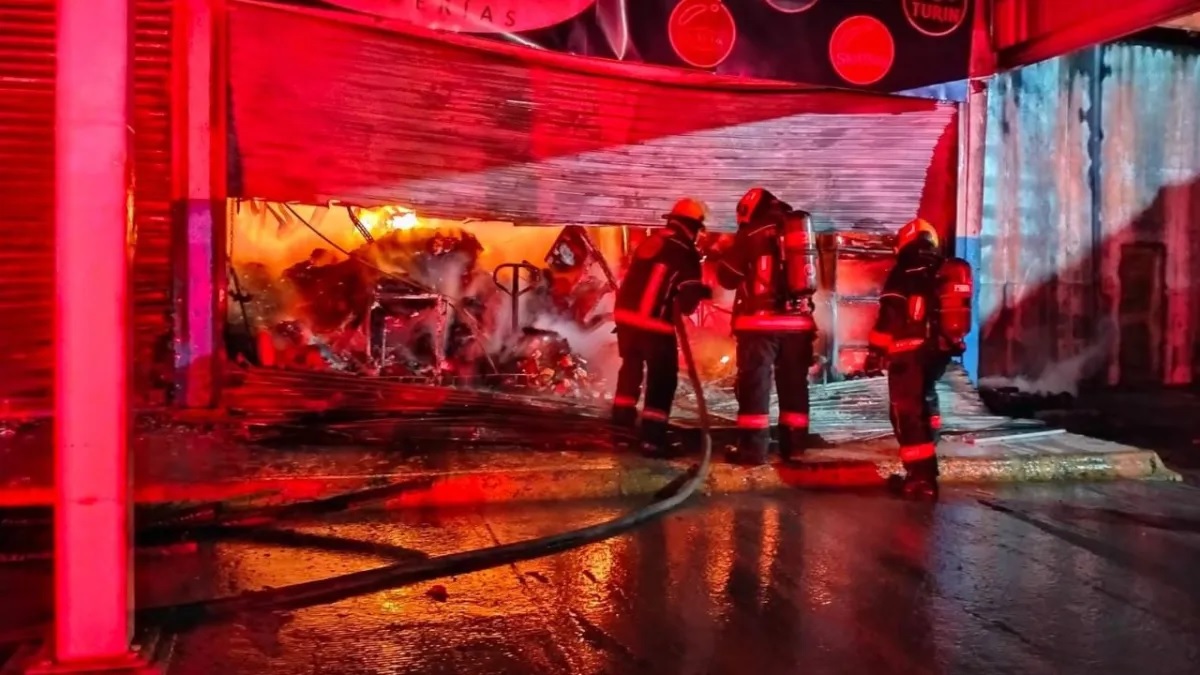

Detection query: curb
(0, 449), (1178, 511)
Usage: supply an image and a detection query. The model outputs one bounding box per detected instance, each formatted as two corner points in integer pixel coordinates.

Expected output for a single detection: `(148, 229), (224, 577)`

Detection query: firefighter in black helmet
(716, 188), (819, 466)
(611, 198), (713, 456)
(865, 217), (974, 501)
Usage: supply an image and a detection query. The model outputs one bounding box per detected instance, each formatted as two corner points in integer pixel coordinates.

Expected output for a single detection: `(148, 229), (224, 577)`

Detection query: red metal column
(53, 0), (136, 667)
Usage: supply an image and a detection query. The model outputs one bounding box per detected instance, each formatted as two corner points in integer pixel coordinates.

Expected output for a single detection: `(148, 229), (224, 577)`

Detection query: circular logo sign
(668, 0), (738, 69)
(902, 0), (968, 37)
(764, 0), (819, 13)
(828, 15), (895, 86)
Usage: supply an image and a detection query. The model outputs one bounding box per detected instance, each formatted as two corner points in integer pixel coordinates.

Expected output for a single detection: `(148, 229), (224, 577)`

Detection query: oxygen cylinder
(935, 257), (973, 345)
(780, 210), (818, 308)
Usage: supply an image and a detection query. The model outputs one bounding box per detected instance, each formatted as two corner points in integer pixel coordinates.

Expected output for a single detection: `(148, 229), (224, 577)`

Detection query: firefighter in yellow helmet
(865, 217), (974, 500)
(611, 198), (713, 456)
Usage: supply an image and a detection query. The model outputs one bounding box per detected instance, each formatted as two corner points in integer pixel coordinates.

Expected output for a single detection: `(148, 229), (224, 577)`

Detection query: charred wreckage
(226, 212), (636, 399)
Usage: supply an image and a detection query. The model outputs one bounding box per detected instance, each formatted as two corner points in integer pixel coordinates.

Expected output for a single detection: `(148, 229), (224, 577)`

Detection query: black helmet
(736, 187), (784, 226)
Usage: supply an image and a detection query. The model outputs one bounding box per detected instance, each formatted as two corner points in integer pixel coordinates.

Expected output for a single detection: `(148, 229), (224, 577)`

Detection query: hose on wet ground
(0, 308), (712, 638)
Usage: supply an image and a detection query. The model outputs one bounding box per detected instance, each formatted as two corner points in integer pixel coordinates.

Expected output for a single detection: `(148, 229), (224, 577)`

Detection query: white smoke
(979, 323), (1115, 396)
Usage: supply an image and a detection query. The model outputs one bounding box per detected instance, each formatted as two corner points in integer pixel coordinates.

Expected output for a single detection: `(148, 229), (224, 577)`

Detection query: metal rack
(815, 230), (897, 381)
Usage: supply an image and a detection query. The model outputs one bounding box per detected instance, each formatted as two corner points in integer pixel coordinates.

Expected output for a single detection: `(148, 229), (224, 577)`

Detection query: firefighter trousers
(886, 347), (950, 468)
(734, 331), (815, 458)
(612, 328), (679, 447)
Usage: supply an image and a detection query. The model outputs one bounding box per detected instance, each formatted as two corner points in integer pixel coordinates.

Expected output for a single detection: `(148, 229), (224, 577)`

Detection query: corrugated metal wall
(0, 0), (56, 418)
(131, 0), (177, 405)
(0, 0), (177, 417)
(227, 0), (959, 233)
(979, 39), (1200, 387)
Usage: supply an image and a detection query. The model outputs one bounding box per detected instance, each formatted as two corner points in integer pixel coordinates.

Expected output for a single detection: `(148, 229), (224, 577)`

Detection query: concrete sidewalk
(0, 421), (1176, 510)
(0, 366), (1177, 510)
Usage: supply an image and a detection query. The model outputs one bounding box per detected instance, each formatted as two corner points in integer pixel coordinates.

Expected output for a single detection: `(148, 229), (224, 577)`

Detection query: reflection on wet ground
(6, 482), (1200, 674)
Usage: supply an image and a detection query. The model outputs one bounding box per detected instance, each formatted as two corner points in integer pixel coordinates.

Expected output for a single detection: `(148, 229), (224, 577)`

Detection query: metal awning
(993, 0), (1200, 69)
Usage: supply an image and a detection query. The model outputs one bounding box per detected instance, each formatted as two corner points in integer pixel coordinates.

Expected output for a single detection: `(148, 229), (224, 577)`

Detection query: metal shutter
(0, 0), (56, 417)
(130, 0), (176, 405)
(0, 0), (178, 418)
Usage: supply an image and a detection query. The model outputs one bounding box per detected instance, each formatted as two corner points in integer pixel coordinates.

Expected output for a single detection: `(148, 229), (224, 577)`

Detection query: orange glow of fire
(230, 200), (628, 286)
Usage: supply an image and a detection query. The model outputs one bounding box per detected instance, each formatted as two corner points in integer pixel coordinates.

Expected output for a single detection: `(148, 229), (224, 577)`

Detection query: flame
(390, 212), (419, 231)
(355, 206), (423, 236)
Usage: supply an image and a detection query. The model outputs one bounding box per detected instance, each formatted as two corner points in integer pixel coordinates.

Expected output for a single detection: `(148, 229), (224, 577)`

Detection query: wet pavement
(7, 481), (1200, 674)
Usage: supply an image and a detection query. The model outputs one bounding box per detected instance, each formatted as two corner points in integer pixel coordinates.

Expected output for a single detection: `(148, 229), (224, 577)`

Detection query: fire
(391, 211), (419, 231)
(228, 199), (632, 392)
(355, 206), (424, 236)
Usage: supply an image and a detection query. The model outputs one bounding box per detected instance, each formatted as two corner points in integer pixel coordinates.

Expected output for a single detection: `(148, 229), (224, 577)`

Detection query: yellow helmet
(896, 218), (939, 251)
(663, 197), (709, 224)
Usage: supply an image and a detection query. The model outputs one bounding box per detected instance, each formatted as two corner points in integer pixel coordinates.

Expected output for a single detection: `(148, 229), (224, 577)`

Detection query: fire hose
(0, 307), (712, 638)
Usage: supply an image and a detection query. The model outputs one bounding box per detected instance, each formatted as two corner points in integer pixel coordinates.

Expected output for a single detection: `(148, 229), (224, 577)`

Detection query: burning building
(212, 0), (960, 403)
(0, 0), (969, 417)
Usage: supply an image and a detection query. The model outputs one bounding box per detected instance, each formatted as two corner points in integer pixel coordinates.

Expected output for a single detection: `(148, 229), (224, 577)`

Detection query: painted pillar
(173, 0), (228, 408)
(956, 79), (987, 383)
(54, 0), (136, 665)
(955, 1), (995, 383)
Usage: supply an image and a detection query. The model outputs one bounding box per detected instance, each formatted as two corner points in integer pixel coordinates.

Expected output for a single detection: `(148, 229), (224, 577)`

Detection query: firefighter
(611, 198), (713, 455)
(716, 188), (819, 466)
(864, 217), (974, 501)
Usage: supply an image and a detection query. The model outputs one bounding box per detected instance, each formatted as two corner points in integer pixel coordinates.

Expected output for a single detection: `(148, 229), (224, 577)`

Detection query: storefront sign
(310, 0), (974, 92)
(668, 0), (738, 69)
(764, 0), (819, 13)
(324, 0), (595, 33)
(829, 15), (895, 86)
(902, 0), (968, 37)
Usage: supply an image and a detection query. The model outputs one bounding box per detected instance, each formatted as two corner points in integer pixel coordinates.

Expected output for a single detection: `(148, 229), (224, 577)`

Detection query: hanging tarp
(228, 0), (959, 232)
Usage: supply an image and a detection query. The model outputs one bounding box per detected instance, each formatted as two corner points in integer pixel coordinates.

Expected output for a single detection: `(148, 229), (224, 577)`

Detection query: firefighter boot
(726, 430), (770, 466)
(777, 426), (808, 464)
(895, 458), (940, 501)
(611, 406), (638, 449)
(639, 417), (672, 458)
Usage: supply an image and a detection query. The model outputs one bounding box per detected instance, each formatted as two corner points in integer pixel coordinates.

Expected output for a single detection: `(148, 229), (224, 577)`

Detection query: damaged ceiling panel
(227, 0), (958, 231)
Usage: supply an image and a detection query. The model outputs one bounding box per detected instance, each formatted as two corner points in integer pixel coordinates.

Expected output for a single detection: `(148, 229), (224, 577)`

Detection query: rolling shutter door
(0, 0), (56, 417)
(0, 0), (178, 417)
(130, 0), (176, 405)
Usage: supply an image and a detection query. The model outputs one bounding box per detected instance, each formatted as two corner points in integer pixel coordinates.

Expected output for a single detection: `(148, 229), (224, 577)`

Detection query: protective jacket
(614, 224), (706, 334)
(868, 241), (944, 356)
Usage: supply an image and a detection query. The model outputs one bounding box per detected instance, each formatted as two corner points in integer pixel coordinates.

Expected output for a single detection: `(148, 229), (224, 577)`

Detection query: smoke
(979, 323), (1115, 396)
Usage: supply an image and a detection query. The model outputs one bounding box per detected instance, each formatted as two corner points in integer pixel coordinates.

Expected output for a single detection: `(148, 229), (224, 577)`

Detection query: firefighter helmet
(895, 218), (939, 251)
(662, 197), (709, 224)
(736, 187), (781, 225)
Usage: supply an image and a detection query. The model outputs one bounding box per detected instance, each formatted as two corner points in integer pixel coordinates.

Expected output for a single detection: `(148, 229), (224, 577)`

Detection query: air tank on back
(780, 209), (818, 312)
(935, 256), (973, 345)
